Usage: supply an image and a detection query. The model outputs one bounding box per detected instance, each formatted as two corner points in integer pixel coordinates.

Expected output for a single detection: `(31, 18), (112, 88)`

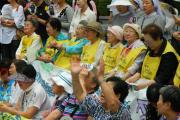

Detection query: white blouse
(69, 7), (96, 34)
(0, 4), (25, 44)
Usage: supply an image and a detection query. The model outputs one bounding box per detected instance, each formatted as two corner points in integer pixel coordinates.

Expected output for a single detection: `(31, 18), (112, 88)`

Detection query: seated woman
(16, 19), (42, 61)
(37, 18), (69, 63)
(41, 75), (72, 118)
(103, 25), (124, 75)
(127, 24), (178, 90)
(136, 0), (165, 30)
(8, 59), (27, 106)
(109, 23), (146, 80)
(70, 58), (131, 120)
(51, 20), (89, 70)
(108, 0), (134, 27)
(157, 86), (180, 120)
(81, 21), (106, 66)
(0, 64), (51, 119)
(0, 59), (14, 103)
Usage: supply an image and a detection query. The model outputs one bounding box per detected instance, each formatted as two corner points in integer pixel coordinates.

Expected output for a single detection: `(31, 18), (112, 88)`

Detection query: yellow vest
(54, 37), (84, 70)
(117, 45), (146, 73)
(103, 43), (124, 73)
(173, 56), (180, 88)
(20, 33), (41, 58)
(45, 36), (69, 57)
(81, 39), (101, 64)
(141, 41), (178, 80)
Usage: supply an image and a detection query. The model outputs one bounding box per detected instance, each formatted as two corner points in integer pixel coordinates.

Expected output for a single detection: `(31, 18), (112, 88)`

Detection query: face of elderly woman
(76, 0), (87, 8)
(143, 34), (160, 50)
(143, 0), (155, 15)
(86, 29), (98, 42)
(107, 31), (118, 44)
(24, 21), (36, 36)
(123, 27), (138, 44)
(116, 5), (129, 13)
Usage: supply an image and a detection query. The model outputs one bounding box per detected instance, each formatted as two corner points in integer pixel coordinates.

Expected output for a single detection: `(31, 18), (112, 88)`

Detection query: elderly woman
(0, 0), (25, 59)
(51, 20), (89, 70)
(37, 18), (68, 63)
(137, 0), (165, 30)
(26, 0), (50, 45)
(108, 0), (134, 27)
(69, 0), (96, 37)
(157, 86), (180, 120)
(127, 24), (178, 90)
(49, 0), (74, 34)
(103, 26), (124, 74)
(81, 21), (105, 66)
(110, 23), (146, 80)
(16, 19), (42, 61)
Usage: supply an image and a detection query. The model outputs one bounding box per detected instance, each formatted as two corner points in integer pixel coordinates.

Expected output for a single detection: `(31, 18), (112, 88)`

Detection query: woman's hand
(0, 103), (8, 112)
(173, 31), (180, 41)
(70, 56), (82, 76)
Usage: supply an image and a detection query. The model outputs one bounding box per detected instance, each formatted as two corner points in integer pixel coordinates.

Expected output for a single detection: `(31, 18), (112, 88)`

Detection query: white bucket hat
(123, 23), (142, 38)
(108, 0), (132, 8)
(51, 72), (73, 94)
(108, 26), (123, 40)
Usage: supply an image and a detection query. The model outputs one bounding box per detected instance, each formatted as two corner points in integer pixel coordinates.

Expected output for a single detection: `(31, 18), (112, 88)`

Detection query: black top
(25, 1), (50, 45)
(139, 39), (178, 85)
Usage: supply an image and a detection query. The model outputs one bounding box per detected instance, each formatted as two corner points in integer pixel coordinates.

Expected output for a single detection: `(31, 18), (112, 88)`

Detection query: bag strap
(58, 7), (68, 18)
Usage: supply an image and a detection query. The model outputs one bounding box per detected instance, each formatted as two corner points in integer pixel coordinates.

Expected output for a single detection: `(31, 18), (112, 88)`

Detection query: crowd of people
(0, 0), (180, 120)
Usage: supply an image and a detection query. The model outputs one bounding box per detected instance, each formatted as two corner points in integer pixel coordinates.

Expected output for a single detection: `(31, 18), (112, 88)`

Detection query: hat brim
(107, 1), (132, 8)
(86, 26), (102, 34)
(51, 72), (73, 94)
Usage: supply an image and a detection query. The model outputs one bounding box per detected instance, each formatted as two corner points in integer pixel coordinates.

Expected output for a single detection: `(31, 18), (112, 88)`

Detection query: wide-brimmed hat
(123, 23), (142, 38)
(86, 21), (103, 35)
(108, 0), (132, 8)
(51, 72), (73, 94)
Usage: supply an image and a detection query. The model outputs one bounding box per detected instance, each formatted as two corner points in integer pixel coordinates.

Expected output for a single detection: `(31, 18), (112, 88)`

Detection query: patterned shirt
(0, 80), (14, 102)
(58, 94), (88, 120)
(80, 95), (132, 120)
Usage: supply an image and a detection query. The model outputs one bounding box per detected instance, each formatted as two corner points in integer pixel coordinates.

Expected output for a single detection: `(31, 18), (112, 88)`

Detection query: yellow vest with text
(117, 45), (146, 73)
(103, 43), (124, 73)
(20, 34), (41, 58)
(81, 39), (101, 64)
(173, 56), (180, 87)
(45, 36), (69, 57)
(141, 41), (178, 80)
(54, 37), (84, 70)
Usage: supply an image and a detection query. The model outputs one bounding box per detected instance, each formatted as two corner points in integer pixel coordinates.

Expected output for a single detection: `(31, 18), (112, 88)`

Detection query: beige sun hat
(108, 26), (123, 40)
(86, 21), (103, 35)
(123, 23), (142, 38)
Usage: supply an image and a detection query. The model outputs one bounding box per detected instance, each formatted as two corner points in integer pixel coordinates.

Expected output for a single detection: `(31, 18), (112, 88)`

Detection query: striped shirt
(80, 95), (132, 120)
(58, 94), (88, 120)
